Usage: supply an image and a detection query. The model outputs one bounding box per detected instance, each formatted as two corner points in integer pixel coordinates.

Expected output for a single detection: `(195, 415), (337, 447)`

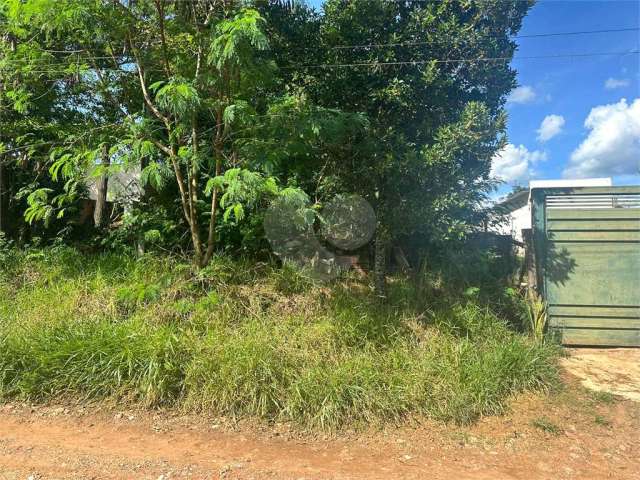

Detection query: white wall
(507, 205), (531, 242)
(494, 177), (612, 243)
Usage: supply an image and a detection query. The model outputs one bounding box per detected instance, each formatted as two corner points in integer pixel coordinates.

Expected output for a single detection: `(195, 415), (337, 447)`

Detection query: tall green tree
(270, 0), (530, 295)
(0, 0), (366, 265)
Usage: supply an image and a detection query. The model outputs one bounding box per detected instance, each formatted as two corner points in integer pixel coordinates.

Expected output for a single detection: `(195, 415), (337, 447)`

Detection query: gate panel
(531, 187), (640, 346)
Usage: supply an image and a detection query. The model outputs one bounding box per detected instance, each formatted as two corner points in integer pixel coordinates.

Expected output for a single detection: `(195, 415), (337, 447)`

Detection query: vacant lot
(3, 250), (635, 479)
(0, 371), (638, 480)
(0, 248), (557, 430)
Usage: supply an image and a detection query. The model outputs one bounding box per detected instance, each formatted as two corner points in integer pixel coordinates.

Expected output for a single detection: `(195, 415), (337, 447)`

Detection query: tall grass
(0, 246), (559, 429)
(0, 320), (185, 405)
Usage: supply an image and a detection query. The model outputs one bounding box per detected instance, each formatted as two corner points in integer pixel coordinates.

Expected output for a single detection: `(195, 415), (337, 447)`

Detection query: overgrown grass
(0, 246), (559, 429)
(0, 319), (185, 405)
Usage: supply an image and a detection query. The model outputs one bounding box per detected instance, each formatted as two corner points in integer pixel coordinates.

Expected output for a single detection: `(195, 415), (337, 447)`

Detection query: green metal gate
(531, 186), (640, 346)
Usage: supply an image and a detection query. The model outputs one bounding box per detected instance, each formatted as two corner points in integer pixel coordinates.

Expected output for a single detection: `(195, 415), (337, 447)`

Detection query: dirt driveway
(0, 351), (638, 480)
(561, 348), (640, 401)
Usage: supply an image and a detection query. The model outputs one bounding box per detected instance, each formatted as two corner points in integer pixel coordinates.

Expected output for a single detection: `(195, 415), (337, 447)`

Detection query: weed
(590, 390), (618, 404)
(594, 415), (612, 427)
(525, 290), (547, 344)
(531, 417), (562, 435)
(271, 261), (315, 295)
(117, 282), (162, 310)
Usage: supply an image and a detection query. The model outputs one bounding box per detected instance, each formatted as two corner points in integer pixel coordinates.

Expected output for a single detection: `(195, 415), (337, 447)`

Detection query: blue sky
(307, 0), (640, 194)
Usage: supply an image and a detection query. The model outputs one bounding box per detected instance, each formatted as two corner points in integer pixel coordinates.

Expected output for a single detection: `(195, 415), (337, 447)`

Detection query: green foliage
(151, 79), (201, 117)
(117, 282), (163, 311)
(98, 204), (182, 254)
(140, 161), (173, 191)
(207, 168), (273, 222)
(22, 188), (55, 225)
(210, 8), (270, 70)
(207, 168), (308, 225)
(525, 289), (548, 344)
(1, 0), (530, 271)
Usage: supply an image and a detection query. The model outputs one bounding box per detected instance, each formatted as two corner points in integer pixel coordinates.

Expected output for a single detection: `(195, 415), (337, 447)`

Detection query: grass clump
(590, 390), (618, 404)
(0, 247), (560, 429)
(531, 417), (563, 435)
(594, 415), (612, 428)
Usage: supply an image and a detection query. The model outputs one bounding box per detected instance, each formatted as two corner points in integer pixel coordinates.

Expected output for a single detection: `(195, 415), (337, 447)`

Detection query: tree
(2, 0), (532, 290)
(93, 143), (111, 228)
(270, 0), (530, 295)
(0, 0), (363, 265)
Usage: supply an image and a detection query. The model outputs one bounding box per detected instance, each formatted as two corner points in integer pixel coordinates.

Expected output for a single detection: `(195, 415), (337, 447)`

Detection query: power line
(516, 27), (639, 39)
(0, 122), (124, 158)
(0, 56), (135, 65)
(327, 27), (640, 51)
(1, 25), (636, 63)
(286, 50), (640, 69)
(3, 49), (638, 75)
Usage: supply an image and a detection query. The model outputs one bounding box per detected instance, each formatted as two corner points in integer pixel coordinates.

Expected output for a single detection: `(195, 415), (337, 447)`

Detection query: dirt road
(1, 353), (639, 480)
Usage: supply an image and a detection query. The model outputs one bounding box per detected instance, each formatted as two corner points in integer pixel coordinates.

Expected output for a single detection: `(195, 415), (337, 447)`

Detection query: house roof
(87, 169), (141, 204)
(496, 177), (613, 214)
(529, 178), (612, 189)
(496, 189), (529, 213)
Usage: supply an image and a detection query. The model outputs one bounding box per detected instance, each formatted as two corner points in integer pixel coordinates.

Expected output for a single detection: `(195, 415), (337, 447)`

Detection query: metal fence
(531, 186), (640, 346)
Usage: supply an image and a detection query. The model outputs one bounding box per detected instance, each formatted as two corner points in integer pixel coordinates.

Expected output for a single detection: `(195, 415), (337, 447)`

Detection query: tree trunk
(393, 246), (412, 275)
(374, 226), (388, 299)
(202, 152), (222, 268)
(136, 155), (150, 256)
(93, 143), (110, 229)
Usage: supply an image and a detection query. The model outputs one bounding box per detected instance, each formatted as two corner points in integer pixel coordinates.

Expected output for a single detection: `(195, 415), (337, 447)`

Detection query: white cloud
(604, 78), (630, 90)
(507, 86), (536, 104)
(564, 98), (640, 178)
(537, 114), (565, 142)
(491, 143), (547, 184)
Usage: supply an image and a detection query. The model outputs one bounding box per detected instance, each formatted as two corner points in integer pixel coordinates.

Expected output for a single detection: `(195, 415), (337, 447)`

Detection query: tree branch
(129, 39), (171, 127)
(153, 0), (173, 78)
(147, 137), (172, 157)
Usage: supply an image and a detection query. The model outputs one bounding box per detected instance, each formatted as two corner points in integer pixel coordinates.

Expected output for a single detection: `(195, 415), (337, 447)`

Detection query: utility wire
(515, 26), (639, 39)
(284, 50), (640, 69)
(0, 122), (124, 158)
(0, 26), (634, 60)
(3, 49), (638, 74)
(327, 27), (640, 50)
